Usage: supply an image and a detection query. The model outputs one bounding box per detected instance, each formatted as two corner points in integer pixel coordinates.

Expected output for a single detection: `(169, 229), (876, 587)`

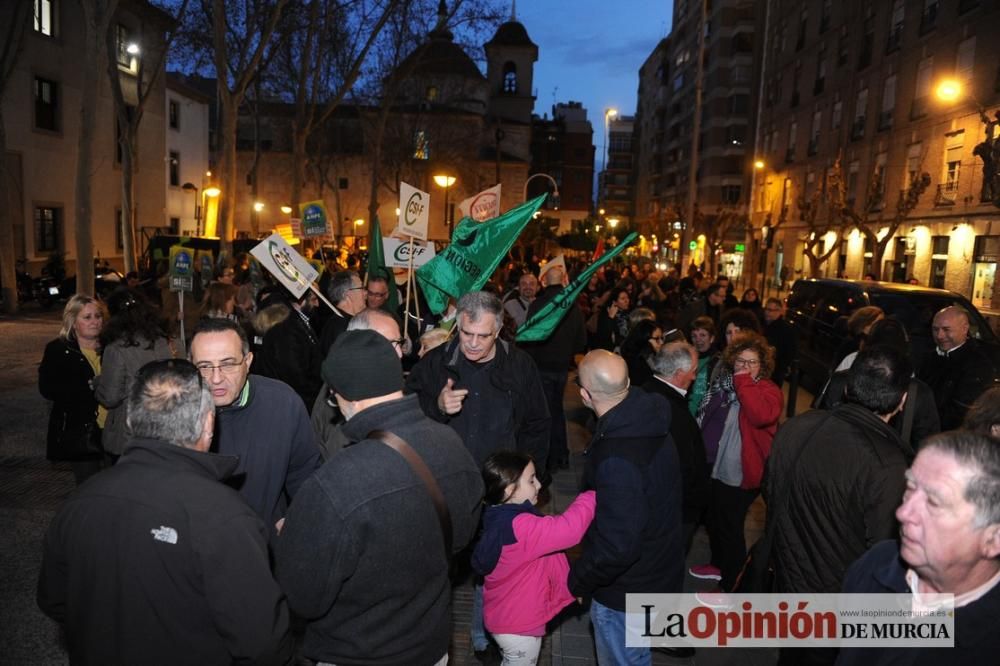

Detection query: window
(912, 57), (934, 118)
(852, 87), (868, 139)
(920, 0), (939, 34)
(34, 76), (59, 132)
(808, 110), (822, 155)
(941, 131), (964, 200)
(858, 14), (874, 70)
(786, 121), (797, 162)
(871, 152), (887, 209)
(168, 100), (179, 130)
(726, 125), (747, 146)
(906, 142), (923, 188)
(721, 185), (741, 204)
(819, 0), (831, 32)
(412, 131), (429, 160)
(502, 62), (517, 94)
(34, 0), (54, 36)
(832, 95), (843, 129)
(837, 26), (848, 66)
(796, 7), (808, 51)
(339, 178), (349, 189)
(879, 75), (896, 130)
(957, 37), (976, 82)
(887, 0), (904, 52)
(116, 24), (135, 68)
(814, 47), (827, 95)
(169, 217), (180, 235)
(425, 86), (438, 101)
(169, 151), (180, 187)
(847, 160), (860, 204)
(34, 206), (60, 252)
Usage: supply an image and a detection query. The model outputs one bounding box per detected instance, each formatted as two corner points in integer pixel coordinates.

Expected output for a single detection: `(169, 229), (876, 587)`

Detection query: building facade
(529, 101), (594, 235)
(3, 0), (170, 275)
(751, 0), (999, 315)
(164, 74), (212, 237)
(600, 114), (635, 225)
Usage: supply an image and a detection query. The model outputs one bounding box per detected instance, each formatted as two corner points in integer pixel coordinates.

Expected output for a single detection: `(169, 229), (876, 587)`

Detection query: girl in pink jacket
(472, 451), (596, 664)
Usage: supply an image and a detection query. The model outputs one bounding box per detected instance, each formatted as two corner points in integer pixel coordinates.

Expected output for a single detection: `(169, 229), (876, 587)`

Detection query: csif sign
(383, 237), (436, 269)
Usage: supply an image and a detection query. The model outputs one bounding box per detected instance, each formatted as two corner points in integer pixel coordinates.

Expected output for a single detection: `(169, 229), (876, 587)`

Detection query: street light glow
(754, 160), (766, 170)
(354, 218), (365, 227)
(935, 79), (962, 103)
(433, 174), (456, 188)
(280, 205), (293, 214)
(204, 187), (221, 197)
(126, 43), (140, 55)
(608, 218), (619, 228)
(253, 201), (265, 212)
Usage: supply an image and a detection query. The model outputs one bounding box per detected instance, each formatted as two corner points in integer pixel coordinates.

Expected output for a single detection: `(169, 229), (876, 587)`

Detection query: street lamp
(433, 174), (456, 236)
(202, 187), (221, 237)
(603, 108), (618, 174)
(280, 205), (293, 215)
(522, 172), (560, 202)
(935, 77), (1000, 206)
(608, 217), (619, 229)
(353, 218), (365, 249)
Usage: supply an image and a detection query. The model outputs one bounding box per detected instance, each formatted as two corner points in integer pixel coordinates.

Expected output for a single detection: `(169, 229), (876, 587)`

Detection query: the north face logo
(151, 526), (178, 544)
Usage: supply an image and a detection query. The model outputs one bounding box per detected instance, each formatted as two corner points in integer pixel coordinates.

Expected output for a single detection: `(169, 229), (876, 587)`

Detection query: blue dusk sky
(516, 1), (672, 137)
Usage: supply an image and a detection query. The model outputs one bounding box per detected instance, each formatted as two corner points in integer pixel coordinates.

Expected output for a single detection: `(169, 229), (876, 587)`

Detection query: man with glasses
(189, 318), (320, 537)
(365, 275), (394, 312)
(318, 271), (368, 355)
(570, 349), (683, 665)
(763, 297), (796, 386)
(38, 359), (293, 664)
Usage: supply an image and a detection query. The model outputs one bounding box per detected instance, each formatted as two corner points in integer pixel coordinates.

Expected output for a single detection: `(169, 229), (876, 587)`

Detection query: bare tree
(106, 0), (189, 273)
(75, 0), (120, 296)
(798, 180), (847, 278)
(0, 2), (30, 312)
(703, 207), (747, 277)
(832, 157), (931, 276)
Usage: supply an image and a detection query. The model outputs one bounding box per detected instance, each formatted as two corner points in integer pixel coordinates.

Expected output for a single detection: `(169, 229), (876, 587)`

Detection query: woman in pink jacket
(472, 452), (596, 665)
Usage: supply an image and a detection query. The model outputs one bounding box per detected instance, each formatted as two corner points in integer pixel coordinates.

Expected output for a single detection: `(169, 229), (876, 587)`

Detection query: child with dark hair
(472, 452), (596, 664)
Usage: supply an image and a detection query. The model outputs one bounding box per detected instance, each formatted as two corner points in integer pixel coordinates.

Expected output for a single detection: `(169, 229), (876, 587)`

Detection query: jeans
(540, 370), (569, 470)
(493, 634), (541, 665)
(472, 582), (489, 651)
(590, 600), (651, 666)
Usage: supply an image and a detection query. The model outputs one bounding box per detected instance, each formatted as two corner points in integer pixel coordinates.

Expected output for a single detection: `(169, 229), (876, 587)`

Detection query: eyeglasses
(733, 357), (760, 368)
(195, 356), (247, 376)
(348, 286), (366, 292)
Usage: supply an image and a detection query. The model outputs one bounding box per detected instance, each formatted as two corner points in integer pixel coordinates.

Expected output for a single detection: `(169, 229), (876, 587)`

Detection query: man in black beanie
(274, 330), (484, 666)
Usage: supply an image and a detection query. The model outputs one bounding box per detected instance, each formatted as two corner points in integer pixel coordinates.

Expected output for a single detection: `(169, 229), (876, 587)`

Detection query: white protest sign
(398, 181), (430, 240)
(383, 237), (437, 269)
(249, 232), (319, 299)
(458, 184), (501, 222)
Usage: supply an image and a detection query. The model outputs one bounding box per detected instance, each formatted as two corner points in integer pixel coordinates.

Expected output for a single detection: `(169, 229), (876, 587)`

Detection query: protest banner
(398, 182), (430, 240)
(458, 184), (501, 222)
(249, 233), (320, 300)
(299, 200), (330, 237)
(168, 245), (194, 293)
(382, 237), (436, 268)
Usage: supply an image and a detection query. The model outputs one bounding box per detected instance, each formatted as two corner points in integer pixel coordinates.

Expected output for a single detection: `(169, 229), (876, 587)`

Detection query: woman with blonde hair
(199, 281), (238, 321)
(38, 294), (109, 483)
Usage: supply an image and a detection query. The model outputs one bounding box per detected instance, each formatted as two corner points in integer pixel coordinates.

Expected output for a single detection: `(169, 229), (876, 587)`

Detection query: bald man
(919, 306), (998, 430)
(569, 350), (684, 664)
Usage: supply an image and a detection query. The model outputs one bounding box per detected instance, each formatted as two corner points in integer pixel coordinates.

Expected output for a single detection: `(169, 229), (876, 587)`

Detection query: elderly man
(38, 359), (292, 664)
(189, 318), (320, 536)
(503, 271), (539, 328)
(522, 261), (587, 471)
(318, 270), (368, 355)
(570, 350), (684, 665)
(918, 306), (998, 430)
(838, 431), (1000, 665)
(311, 308), (404, 459)
(275, 331), (483, 666)
(407, 290), (550, 473)
(643, 342), (710, 552)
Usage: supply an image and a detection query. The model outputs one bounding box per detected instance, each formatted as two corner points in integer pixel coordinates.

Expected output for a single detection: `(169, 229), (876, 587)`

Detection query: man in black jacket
(275, 331), (483, 666)
(643, 341), (710, 552)
(521, 261), (587, 471)
(570, 350), (683, 664)
(763, 297), (797, 386)
(766, 346), (914, 666)
(38, 359), (292, 665)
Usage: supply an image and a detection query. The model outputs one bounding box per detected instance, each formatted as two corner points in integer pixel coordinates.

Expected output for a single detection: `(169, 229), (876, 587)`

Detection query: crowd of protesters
(34, 247), (1000, 666)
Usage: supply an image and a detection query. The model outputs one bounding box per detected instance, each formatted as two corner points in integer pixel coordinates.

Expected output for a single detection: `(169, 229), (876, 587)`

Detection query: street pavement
(0, 306), (813, 665)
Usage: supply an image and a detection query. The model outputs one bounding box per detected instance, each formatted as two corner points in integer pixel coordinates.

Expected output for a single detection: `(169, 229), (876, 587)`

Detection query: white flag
(398, 181), (430, 240)
(458, 184), (502, 222)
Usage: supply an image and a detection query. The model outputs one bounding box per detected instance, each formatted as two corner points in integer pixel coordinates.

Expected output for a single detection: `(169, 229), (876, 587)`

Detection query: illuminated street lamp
(280, 205), (293, 215)
(433, 174), (457, 235)
(935, 77), (1000, 206)
(253, 201), (265, 212)
(754, 160), (766, 170)
(202, 187), (221, 237)
(353, 218), (365, 248)
(608, 217), (619, 229)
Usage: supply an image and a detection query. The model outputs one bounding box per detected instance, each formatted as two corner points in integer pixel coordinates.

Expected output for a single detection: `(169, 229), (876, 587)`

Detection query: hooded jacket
(274, 395), (483, 666)
(568, 389), (684, 610)
(37, 438), (293, 665)
(473, 491), (596, 636)
(765, 405), (912, 594)
(250, 303), (323, 412)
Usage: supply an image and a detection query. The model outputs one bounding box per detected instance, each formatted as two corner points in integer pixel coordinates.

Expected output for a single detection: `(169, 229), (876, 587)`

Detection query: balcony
(850, 116), (866, 140)
(877, 110), (894, 131)
(935, 181), (958, 206)
(919, 3), (938, 34)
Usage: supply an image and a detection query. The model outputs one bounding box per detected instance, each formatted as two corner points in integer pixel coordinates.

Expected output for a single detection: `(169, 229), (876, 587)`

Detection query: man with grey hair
(38, 359), (292, 665)
(407, 290), (550, 473)
(318, 270), (367, 355)
(643, 342), (710, 552)
(839, 430), (1000, 665)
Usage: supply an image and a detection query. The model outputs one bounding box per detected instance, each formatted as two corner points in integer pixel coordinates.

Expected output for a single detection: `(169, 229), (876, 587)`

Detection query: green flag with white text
(516, 232), (638, 343)
(416, 194), (547, 314)
(366, 215), (399, 315)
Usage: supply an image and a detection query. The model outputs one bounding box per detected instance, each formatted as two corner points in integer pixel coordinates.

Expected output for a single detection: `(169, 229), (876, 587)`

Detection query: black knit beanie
(322, 330), (403, 401)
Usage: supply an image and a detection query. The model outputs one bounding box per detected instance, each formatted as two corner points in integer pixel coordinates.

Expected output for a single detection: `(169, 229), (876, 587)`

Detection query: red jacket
(733, 373), (783, 489)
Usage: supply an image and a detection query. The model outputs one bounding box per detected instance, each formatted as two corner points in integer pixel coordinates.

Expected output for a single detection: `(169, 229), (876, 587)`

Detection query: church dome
(486, 21), (537, 49)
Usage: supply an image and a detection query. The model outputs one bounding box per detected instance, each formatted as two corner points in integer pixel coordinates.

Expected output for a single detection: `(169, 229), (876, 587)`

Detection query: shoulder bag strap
(900, 380), (918, 445)
(368, 429), (453, 556)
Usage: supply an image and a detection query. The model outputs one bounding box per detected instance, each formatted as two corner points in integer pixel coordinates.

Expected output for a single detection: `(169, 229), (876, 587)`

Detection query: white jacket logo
(151, 526), (178, 545)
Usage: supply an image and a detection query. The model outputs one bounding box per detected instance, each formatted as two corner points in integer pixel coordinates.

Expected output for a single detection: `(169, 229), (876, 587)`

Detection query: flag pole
(403, 237), (416, 343)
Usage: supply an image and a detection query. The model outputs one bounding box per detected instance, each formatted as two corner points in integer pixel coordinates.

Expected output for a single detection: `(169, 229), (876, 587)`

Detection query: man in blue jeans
(569, 350), (685, 664)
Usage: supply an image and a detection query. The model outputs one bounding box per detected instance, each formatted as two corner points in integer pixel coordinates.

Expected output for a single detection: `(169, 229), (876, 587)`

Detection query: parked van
(785, 278), (1000, 391)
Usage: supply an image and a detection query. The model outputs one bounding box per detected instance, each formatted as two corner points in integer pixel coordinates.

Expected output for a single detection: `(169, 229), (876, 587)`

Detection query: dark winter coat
(568, 389), (684, 610)
(38, 337), (101, 461)
(37, 437), (293, 665)
(641, 378), (710, 525)
(763, 316), (797, 385)
(918, 339), (998, 430)
(837, 540), (1000, 665)
(521, 284), (587, 372)
(250, 304), (323, 412)
(214, 375), (322, 535)
(274, 395), (483, 666)
(765, 405), (912, 594)
(406, 336), (550, 473)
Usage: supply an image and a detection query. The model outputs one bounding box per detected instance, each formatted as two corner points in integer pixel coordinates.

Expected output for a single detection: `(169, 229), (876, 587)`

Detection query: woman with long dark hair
(619, 319), (666, 387)
(94, 290), (178, 461)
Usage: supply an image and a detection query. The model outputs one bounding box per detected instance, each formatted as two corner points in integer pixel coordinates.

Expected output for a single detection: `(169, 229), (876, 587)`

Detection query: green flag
(516, 232), (639, 343)
(366, 215), (400, 315)
(416, 194), (547, 314)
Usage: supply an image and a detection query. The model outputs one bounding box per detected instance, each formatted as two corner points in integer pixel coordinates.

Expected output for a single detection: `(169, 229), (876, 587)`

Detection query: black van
(785, 278), (1000, 391)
